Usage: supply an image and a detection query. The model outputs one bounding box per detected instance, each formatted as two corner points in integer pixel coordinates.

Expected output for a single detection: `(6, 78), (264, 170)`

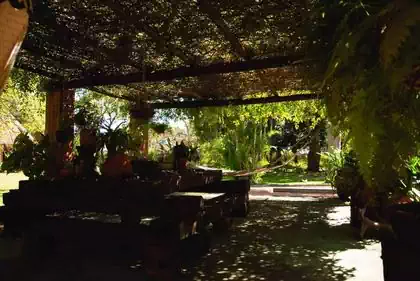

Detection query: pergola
(0, 2), (338, 273)
(8, 0), (323, 140)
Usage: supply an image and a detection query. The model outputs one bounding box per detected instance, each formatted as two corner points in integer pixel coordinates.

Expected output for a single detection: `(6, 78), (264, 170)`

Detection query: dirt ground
(0, 198), (383, 281)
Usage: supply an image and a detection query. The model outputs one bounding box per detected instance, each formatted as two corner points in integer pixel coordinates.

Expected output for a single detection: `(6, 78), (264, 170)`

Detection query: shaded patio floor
(0, 198), (383, 281)
(182, 198), (382, 281)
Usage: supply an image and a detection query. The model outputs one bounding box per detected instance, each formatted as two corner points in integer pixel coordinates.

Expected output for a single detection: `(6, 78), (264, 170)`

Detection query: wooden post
(45, 88), (74, 177)
(45, 90), (60, 142)
(129, 117), (149, 158)
(45, 89), (74, 142)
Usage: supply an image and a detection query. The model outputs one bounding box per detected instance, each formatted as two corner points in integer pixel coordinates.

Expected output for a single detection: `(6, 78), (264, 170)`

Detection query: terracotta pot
(102, 153), (133, 177)
(80, 129), (96, 146)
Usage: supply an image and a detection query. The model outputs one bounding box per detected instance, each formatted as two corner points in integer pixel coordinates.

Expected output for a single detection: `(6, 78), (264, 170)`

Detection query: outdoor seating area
(2, 0), (420, 280)
(0, 167), (250, 278)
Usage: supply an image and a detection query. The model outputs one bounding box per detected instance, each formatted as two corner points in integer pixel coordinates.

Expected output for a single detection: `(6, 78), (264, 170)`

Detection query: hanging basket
(130, 101), (155, 120)
(151, 123), (168, 134)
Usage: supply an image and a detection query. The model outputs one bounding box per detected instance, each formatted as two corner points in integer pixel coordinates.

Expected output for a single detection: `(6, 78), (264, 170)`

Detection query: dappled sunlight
(325, 205), (351, 226)
(0, 199), (382, 281)
(183, 199), (379, 281)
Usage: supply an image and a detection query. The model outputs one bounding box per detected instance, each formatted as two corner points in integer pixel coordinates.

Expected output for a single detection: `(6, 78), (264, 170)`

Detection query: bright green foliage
(333, 151), (364, 202)
(75, 90), (130, 132)
(322, 0), (420, 193)
(186, 95), (325, 172)
(0, 70), (46, 135)
(407, 156), (420, 176)
(1, 134), (49, 180)
(322, 148), (345, 185)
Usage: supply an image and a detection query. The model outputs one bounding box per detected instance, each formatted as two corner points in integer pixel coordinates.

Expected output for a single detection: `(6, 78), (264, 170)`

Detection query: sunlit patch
(325, 205), (350, 226)
(334, 243), (382, 281)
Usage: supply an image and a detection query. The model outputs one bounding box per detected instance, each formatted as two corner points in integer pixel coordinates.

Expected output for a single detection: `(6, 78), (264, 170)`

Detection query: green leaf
(380, 2), (420, 67)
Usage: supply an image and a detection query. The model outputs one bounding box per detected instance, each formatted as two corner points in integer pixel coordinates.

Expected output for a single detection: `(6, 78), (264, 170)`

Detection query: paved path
(0, 197), (383, 281)
(250, 184), (337, 199)
(182, 198), (383, 281)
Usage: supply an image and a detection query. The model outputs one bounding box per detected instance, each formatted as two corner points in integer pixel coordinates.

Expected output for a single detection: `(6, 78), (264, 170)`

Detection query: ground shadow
(182, 199), (375, 281)
(0, 199), (376, 281)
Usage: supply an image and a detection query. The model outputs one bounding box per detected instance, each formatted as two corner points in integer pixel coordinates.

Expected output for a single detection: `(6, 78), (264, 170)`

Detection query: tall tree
(75, 90), (129, 132)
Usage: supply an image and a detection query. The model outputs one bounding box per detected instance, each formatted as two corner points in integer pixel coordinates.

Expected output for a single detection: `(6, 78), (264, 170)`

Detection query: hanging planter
(151, 123), (168, 134)
(130, 101), (155, 120)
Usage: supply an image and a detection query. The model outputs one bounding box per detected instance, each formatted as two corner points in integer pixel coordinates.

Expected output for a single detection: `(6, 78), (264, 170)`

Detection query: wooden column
(45, 88), (75, 178)
(129, 117), (149, 158)
(45, 89), (74, 142)
(45, 90), (60, 142)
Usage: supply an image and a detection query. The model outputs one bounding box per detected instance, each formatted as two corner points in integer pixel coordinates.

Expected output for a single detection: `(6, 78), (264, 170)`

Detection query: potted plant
(377, 157), (420, 281)
(151, 123), (168, 134)
(329, 151), (366, 227)
(101, 129), (133, 178)
(73, 108), (99, 177)
(130, 101), (155, 120)
(75, 109), (97, 147)
(172, 141), (190, 171)
(1, 133), (49, 180)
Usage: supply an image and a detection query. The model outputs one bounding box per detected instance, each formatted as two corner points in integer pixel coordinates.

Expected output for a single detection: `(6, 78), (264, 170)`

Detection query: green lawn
(260, 170), (327, 185)
(0, 173), (27, 206)
(224, 169), (328, 185)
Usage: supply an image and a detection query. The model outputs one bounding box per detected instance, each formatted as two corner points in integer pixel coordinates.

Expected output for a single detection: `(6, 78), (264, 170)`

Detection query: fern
(380, 1), (420, 67)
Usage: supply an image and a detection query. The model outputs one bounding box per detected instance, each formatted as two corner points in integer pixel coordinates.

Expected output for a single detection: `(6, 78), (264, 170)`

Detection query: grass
(224, 159), (328, 185)
(224, 169), (327, 185)
(260, 170), (326, 185)
(0, 173), (27, 206)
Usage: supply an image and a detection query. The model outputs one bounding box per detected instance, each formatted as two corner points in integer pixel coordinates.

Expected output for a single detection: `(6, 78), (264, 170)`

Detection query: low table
(167, 192), (231, 231)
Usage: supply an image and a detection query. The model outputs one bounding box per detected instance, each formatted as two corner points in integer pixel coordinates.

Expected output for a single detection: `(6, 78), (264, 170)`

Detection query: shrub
(321, 148), (345, 185)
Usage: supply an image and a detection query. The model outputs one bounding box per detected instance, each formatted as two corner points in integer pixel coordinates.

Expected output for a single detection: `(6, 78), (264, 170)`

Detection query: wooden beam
(152, 93), (321, 109)
(15, 63), (63, 80)
(89, 87), (135, 102)
(59, 55), (303, 89)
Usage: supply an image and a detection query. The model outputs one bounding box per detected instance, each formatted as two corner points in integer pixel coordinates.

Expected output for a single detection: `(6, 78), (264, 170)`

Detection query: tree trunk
(307, 124), (321, 172)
